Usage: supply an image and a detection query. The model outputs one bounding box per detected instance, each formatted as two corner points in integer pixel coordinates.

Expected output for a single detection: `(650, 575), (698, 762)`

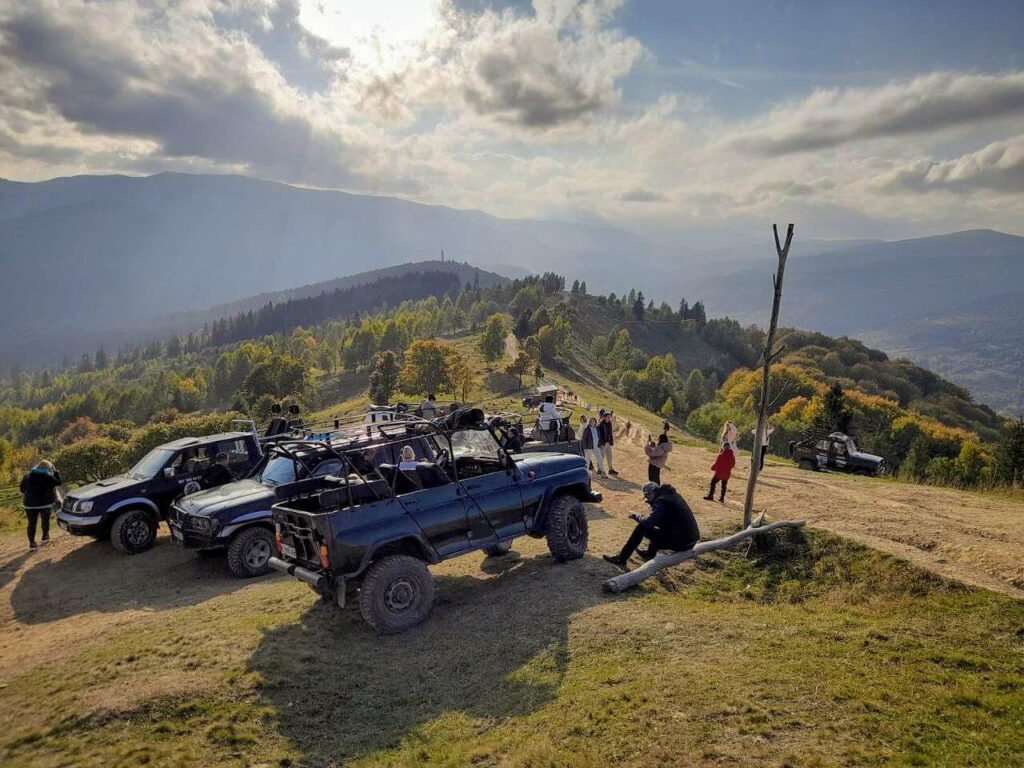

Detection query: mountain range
(1, 172), (1020, 412)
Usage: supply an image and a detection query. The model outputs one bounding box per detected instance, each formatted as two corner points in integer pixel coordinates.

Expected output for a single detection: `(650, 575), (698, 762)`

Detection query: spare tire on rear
(545, 494), (588, 561)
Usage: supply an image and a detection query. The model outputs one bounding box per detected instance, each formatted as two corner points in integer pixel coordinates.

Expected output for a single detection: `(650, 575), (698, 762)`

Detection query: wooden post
(742, 224), (794, 528)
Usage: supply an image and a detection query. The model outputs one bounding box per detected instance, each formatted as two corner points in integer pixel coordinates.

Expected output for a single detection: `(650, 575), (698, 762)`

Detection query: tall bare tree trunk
(743, 224), (794, 527)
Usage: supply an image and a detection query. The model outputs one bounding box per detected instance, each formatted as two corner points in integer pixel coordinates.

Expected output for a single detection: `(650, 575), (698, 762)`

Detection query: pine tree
(632, 291), (646, 321)
(690, 301), (706, 327)
(368, 351), (401, 404)
(579, 281), (587, 295)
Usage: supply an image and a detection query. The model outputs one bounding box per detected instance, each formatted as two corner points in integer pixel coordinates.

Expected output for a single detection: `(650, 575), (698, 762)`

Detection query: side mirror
(163, 467), (176, 479)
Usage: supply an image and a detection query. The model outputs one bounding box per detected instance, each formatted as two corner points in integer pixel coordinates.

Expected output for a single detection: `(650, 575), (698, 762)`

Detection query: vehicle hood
(514, 451), (587, 477)
(850, 451), (884, 464)
(69, 474), (143, 500)
(174, 479), (273, 517)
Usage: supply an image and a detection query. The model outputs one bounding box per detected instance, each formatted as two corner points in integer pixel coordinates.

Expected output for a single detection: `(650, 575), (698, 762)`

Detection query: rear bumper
(56, 510), (105, 535)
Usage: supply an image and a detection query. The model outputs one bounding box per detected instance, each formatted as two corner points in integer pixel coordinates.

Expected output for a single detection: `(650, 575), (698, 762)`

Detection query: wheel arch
(108, 497), (160, 520)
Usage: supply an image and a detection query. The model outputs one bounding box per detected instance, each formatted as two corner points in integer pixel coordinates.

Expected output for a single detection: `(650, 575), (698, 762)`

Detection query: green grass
(0, 485), (23, 534)
(2, 529), (1022, 767)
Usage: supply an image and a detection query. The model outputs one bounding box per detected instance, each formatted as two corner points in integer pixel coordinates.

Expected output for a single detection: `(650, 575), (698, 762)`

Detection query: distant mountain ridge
(0, 172), (672, 366)
(676, 229), (1024, 413)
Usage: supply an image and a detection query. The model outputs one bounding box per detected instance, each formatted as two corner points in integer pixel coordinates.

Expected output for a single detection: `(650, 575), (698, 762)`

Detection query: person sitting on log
(603, 482), (700, 570)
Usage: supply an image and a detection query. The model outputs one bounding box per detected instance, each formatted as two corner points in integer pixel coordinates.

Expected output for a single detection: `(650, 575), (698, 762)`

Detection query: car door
(450, 429), (526, 540)
(151, 448), (204, 515)
(813, 440), (830, 469)
(399, 484), (483, 558)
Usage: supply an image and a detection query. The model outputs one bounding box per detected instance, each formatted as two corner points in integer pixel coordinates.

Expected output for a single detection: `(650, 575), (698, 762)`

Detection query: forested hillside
(0, 268), (1021, 494)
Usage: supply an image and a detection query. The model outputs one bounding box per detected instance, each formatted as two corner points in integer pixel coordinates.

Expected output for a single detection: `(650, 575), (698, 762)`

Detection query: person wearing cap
(603, 482), (700, 569)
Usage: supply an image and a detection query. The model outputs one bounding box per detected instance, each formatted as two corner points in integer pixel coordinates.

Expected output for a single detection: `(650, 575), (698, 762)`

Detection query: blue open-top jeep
(269, 408), (602, 634)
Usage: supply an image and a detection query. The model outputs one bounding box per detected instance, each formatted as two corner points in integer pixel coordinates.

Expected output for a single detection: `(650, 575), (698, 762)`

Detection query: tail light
(319, 543), (330, 569)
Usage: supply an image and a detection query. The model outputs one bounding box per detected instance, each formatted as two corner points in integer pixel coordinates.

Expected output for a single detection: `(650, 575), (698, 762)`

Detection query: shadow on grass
(9, 533), (258, 624)
(248, 553), (618, 764)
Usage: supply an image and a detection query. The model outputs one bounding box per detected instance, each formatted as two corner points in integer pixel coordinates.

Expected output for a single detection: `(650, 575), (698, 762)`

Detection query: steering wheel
(435, 447), (450, 470)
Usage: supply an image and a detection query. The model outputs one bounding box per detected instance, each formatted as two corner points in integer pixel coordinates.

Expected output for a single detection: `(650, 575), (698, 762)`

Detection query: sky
(1, 0), (1022, 240)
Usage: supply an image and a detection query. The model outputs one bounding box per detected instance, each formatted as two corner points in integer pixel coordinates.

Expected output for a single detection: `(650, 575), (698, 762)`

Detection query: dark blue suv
(57, 431), (261, 553)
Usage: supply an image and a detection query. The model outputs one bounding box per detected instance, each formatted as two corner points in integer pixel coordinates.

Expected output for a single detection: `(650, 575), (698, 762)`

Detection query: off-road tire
(483, 542), (513, 557)
(545, 494), (588, 562)
(226, 527), (275, 578)
(110, 509), (157, 554)
(358, 555), (435, 635)
(798, 459), (816, 472)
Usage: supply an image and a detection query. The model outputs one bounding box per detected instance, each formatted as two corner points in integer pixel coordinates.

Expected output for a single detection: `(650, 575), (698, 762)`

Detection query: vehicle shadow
(0, 550), (35, 592)
(247, 553), (619, 764)
(9, 533), (264, 624)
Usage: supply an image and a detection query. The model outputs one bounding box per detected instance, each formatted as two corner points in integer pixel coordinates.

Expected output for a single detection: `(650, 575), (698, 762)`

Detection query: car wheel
(226, 527), (275, 578)
(358, 555), (435, 635)
(545, 494), (589, 562)
(110, 509), (157, 554)
(483, 541), (512, 557)
(798, 459), (816, 472)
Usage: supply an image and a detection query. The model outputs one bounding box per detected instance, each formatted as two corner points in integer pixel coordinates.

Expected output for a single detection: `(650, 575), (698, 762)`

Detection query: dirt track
(1, 424), (1021, 687)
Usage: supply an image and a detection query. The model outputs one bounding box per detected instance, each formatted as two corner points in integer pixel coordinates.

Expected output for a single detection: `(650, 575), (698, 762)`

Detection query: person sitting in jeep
(202, 452), (234, 489)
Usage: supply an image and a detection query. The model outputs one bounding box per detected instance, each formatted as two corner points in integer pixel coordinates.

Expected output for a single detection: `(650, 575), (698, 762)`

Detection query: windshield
(258, 456), (301, 486)
(450, 429), (503, 461)
(129, 448), (174, 478)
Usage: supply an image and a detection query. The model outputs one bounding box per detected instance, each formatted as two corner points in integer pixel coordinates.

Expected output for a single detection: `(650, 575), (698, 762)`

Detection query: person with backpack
(20, 460), (62, 550)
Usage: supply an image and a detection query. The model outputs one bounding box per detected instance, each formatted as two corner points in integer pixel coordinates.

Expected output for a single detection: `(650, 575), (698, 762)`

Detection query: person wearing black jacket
(202, 452), (234, 489)
(20, 460), (62, 549)
(598, 410), (618, 475)
(603, 482), (700, 568)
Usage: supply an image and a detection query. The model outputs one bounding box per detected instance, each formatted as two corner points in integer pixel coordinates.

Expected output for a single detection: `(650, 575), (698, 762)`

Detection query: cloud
(0, 0), (362, 187)
(451, 0), (644, 129)
(619, 186), (667, 202)
(877, 134), (1024, 193)
(723, 72), (1024, 156)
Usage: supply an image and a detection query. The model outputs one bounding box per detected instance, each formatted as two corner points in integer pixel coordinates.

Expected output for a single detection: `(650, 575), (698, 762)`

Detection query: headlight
(76, 500), (94, 514)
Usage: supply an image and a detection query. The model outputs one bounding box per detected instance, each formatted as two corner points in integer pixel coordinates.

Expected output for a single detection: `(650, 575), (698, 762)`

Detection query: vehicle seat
(415, 462), (450, 489)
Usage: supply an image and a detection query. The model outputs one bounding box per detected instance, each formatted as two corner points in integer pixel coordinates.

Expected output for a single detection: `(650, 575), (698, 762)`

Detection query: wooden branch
(602, 520), (806, 593)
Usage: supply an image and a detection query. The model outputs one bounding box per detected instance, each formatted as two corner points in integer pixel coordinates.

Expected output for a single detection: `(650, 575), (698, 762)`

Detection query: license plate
(171, 526), (184, 542)
(280, 543), (297, 560)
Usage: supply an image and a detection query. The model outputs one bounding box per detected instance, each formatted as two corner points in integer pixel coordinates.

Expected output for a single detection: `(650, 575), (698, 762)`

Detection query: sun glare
(297, 0), (440, 68)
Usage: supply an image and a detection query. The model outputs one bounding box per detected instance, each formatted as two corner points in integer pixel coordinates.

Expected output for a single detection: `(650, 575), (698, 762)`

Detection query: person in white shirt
(419, 394), (438, 420)
(537, 395), (561, 443)
(751, 422), (776, 471)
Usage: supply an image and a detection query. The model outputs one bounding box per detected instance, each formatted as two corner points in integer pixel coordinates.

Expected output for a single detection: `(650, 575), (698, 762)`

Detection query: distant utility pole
(440, 249), (445, 263)
(743, 223), (794, 528)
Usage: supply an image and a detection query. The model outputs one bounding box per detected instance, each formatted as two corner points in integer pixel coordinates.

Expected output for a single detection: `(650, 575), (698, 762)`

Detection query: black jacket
(202, 463), (234, 489)
(20, 468), (62, 508)
(636, 484), (699, 545)
(580, 425), (601, 450)
(598, 419), (614, 447)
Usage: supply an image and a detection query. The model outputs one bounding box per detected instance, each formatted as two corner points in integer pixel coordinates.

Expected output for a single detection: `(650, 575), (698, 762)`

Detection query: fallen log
(602, 519), (807, 593)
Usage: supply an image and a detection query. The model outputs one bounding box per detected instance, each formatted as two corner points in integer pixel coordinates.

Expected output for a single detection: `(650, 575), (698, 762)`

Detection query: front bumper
(56, 510), (105, 535)
(587, 490), (603, 503)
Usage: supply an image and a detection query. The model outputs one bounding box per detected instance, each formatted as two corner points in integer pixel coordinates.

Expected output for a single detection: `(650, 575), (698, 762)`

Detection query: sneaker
(608, 469), (619, 476)
(29, 542), (38, 550)
(41, 535), (50, 542)
(602, 554), (627, 569)
(703, 494), (714, 501)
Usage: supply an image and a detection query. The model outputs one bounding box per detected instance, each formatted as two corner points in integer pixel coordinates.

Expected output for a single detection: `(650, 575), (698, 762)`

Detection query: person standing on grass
(581, 417), (605, 477)
(645, 429), (673, 484)
(704, 439), (736, 503)
(598, 410), (618, 475)
(751, 422), (775, 471)
(603, 482), (700, 570)
(20, 460), (62, 550)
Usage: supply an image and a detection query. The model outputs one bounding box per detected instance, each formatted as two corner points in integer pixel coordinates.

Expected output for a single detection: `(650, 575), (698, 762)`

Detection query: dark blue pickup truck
(269, 409), (602, 634)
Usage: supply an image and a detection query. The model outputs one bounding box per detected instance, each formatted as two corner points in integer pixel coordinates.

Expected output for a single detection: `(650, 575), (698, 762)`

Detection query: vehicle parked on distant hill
(789, 432), (885, 476)
(57, 431), (261, 553)
(269, 408), (602, 634)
